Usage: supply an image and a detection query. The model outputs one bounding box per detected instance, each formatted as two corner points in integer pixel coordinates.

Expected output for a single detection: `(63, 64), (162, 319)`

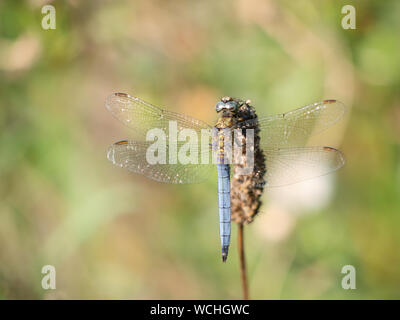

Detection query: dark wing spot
(115, 92), (129, 97)
(323, 146), (338, 152)
(323, 99), (337, 104)
(115, 140), (129, 145)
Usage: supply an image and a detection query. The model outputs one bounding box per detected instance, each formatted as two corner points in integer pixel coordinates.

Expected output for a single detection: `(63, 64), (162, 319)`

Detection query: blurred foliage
(0, 0), (399, 299)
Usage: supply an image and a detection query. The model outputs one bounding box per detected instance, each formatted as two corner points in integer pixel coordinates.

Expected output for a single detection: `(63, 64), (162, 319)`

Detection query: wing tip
(106, 140), (130, 163)
(323, 99), (347, 115)
(105, 92), (131, 111)
(106, 146), (115, 163)
(323, 146), (346, 168)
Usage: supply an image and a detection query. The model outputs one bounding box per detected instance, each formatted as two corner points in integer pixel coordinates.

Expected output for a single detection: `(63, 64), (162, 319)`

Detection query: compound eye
(226, 101), (238, 111)
(215, 101), (225, 112)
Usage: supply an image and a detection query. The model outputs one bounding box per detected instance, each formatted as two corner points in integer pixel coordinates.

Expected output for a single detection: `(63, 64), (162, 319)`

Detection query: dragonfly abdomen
(217, 163), (231, 262)
(214, 122), (234, 262)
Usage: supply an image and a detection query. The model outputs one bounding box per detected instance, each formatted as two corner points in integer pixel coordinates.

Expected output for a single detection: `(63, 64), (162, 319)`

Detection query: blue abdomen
(217, 163), (231, 262)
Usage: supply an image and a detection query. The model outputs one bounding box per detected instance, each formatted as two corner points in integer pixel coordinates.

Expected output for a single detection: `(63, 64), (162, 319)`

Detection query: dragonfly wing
(107, 140), (214, 184)
(239, 100), (346, 148)
(105, 92), (212, 139)
(263, 146), (345, 187)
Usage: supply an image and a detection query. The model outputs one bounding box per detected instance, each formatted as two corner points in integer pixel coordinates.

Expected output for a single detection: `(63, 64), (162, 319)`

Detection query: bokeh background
(1, 0), (399, 299)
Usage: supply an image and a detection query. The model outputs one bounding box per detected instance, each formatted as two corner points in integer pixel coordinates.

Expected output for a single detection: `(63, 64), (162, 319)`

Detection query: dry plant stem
(238, 223), (249, 300)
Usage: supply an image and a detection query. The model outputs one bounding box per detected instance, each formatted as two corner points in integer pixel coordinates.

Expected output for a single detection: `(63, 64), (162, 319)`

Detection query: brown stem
(238, 223), (249, 300)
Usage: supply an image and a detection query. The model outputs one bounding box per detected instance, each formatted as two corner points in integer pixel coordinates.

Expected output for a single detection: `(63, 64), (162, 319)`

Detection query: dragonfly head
(215, 97), (240, 114)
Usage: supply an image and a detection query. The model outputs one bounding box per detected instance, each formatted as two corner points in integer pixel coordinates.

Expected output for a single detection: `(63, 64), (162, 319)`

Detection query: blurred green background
(1, 0), (399, 299)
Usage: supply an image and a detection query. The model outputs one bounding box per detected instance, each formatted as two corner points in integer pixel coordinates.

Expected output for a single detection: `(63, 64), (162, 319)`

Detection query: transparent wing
(107, 140), (214, 184)
(239, 100), (346, 148)
(105, 92), (212, 139)
(263, 146), (345, 187)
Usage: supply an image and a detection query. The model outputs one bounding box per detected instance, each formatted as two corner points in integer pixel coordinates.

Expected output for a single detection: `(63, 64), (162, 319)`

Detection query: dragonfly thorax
(215, 97), (255, 129)
(215, 113), (236, 129)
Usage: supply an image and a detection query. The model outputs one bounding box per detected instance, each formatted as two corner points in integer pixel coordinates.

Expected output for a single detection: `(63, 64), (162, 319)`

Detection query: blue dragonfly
(106, 93), (345, 262)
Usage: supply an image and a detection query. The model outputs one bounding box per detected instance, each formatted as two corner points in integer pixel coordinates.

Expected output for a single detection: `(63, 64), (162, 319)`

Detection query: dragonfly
(106, 92), (346, 262)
